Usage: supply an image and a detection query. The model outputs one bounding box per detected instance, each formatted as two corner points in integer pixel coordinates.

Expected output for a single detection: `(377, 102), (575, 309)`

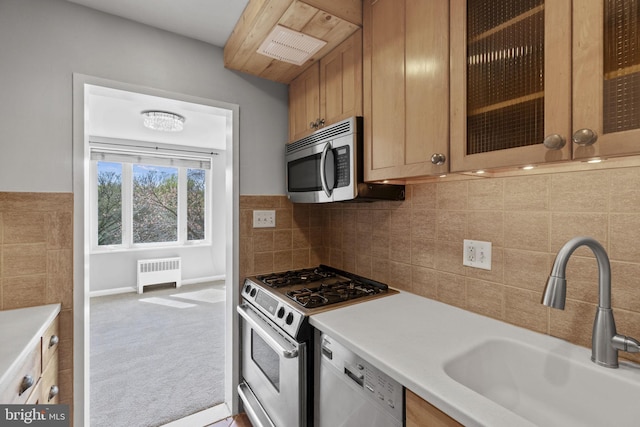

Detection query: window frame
(90, 157), (212, 252)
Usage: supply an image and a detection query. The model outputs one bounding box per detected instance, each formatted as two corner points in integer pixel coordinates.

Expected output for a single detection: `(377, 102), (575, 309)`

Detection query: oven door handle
(237, 303), (299, 359)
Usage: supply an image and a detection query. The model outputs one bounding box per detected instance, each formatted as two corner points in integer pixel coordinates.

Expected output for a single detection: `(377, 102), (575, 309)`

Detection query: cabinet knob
(572, 128), (598, 146)
(431, 153), (446, 165)
(48, 385), (60, 402)
(19, 375), (34, 396)
(543, 134), (566, 150)
(310, 121), (317, 129)
(317, 118), (325, 128)
(49, 334), (59, 348)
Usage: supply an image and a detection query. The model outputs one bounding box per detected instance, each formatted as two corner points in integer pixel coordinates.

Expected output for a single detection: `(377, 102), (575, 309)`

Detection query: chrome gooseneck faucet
(542, 236), (640, 368)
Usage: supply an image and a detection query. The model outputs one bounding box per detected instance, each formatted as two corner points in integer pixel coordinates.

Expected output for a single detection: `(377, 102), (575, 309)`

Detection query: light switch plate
(463, 239), (492, 270)
(253, 210), (276, 228)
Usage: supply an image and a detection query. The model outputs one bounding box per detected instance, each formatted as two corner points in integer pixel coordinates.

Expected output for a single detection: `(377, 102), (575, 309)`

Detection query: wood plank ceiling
(224, 0), (362, 84)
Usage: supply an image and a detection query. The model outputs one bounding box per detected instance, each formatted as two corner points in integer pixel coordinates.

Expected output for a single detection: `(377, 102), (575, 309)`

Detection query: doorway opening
(73, 75), (240, 427)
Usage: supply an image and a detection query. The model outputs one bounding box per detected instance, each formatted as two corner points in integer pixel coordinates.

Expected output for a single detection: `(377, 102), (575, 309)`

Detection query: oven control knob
(285, 312), (294, 325)
(244, 285), (252, 294)
(277, 307), (285, 318)
(250, 288), (257, 297)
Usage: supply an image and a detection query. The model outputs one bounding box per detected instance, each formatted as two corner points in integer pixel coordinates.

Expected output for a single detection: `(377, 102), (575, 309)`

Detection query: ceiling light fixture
(141, 110), (185, 132)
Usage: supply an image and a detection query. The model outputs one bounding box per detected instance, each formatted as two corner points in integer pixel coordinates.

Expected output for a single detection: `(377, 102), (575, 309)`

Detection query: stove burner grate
(257, 267), (336, 288)
(286, 280), (385, 308)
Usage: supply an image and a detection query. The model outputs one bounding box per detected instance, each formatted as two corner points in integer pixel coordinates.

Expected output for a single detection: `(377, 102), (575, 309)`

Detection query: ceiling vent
(257, 25), (327, 66)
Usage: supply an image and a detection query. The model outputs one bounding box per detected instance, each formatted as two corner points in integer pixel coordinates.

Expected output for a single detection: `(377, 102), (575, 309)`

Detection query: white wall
(89, 152), (227, 293)
(0, 0), (288, 195)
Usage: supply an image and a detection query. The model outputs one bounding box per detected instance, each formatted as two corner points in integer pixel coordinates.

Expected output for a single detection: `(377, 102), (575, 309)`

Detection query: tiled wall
(0, 193), (73, 411)
(240, 195), (324, 278)
(240, 166), (640, 364)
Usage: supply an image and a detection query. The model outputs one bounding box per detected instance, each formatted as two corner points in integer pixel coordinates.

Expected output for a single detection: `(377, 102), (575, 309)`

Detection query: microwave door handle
(319, 141), (334, 198)
(237, 303), (299, 359)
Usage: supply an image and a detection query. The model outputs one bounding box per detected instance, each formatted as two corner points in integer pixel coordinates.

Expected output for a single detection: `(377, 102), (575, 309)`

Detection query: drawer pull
(49, 334), (59, 348)
(48, 385), (60, 402)
(19, 375), (34, 396)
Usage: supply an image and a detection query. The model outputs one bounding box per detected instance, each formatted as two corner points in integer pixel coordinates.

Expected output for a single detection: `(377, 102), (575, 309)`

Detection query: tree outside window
(133, 165), (178, 244)
(97, 162), (122, 246)
(187, 168), (206, 241)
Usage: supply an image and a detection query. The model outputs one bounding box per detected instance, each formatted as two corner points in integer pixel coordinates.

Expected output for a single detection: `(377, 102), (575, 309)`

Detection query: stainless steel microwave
(286, 117), (405, 203)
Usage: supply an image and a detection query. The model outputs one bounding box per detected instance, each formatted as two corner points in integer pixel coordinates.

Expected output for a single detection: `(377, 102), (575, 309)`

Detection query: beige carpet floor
(90, 281), (226, 427)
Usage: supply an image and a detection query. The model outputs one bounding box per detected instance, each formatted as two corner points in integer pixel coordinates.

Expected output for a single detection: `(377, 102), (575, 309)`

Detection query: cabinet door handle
(543, 134), (566, 150)
(431, 153), (446, 165)
(48, 385), (60, 402)
(49, 334), (59, 348)
(572, 128), (598, 146)
(19, 375), (34, 396)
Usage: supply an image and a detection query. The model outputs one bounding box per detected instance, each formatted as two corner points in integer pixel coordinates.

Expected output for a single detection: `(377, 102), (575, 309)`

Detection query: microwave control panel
(334, 146), (351, 188)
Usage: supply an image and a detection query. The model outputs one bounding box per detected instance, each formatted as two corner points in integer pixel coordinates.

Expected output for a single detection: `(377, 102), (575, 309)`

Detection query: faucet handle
(612, 334), (640, 354)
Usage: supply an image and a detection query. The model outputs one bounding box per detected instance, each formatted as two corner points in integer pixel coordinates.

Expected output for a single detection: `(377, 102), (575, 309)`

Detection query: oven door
(237, 303), (307, 427)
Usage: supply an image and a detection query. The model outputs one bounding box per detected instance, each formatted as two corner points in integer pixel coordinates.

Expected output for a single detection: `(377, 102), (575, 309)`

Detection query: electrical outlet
(253, 210), (276, 228)
(463, 239), (492, 270)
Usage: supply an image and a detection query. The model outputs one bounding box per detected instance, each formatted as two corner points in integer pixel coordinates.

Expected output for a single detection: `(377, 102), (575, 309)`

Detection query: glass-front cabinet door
(573, 0), (640, 160)
(450, 0), (572, 172)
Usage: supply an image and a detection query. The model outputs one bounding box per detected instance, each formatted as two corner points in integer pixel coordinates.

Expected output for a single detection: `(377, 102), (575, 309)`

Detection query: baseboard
(182, 275), (226, 285)
(90, 287), (137, 297)
(89, 275), (226, 298)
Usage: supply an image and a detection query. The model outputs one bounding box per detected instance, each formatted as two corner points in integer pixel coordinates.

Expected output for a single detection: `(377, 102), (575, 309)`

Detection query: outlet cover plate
(253, 210), (276, 228)
(463, 239), (492, 270)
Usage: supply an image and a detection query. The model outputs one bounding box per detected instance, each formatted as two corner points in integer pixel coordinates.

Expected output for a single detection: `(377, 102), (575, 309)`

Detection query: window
(92, 148), (211, 250)
(132, 164), (179, 244)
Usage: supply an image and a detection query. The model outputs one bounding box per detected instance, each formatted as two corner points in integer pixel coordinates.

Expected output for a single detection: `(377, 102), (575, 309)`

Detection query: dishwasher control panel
(319, 332), (403, 422)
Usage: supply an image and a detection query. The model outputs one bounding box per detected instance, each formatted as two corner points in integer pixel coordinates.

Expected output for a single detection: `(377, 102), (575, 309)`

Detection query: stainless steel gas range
(237, 265), (397, 427)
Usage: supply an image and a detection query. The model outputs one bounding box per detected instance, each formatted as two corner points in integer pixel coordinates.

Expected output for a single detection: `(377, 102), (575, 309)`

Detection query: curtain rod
(89, 137), (221, 156)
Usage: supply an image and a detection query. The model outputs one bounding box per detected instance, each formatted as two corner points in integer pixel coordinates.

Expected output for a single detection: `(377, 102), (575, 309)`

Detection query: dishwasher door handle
(344, 365), (364, 387)
(237, 303), (299, 359)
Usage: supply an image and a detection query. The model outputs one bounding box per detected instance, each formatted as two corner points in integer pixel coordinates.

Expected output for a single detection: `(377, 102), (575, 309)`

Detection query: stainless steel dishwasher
(314, 331), (404, 427)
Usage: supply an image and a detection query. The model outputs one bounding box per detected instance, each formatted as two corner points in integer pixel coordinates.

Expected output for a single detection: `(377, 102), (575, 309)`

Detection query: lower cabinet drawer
(0, 343), (42, 404)
(39, 352), (59, 404)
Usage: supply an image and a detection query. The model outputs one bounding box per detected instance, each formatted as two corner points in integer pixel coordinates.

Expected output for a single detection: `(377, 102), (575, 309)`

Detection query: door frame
(72, 74), (240, 425)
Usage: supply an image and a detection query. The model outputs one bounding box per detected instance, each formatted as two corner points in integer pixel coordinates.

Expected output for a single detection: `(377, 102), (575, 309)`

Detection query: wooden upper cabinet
(363, 0), (450, 182)
(572, 0), (640, 160)
(289, 63), (320, 142)
(320, 29), (363, 128)
(450, 0), (572, 172)
(289, 30), (363, 142)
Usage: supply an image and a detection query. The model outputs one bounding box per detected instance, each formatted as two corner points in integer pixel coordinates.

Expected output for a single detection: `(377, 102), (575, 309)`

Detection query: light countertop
(309, 291), (640, 426)
(0, 304), (61, 389)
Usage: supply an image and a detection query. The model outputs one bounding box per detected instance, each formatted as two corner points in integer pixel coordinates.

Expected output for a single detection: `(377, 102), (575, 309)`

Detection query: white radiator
(137, 257), (182, 294)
